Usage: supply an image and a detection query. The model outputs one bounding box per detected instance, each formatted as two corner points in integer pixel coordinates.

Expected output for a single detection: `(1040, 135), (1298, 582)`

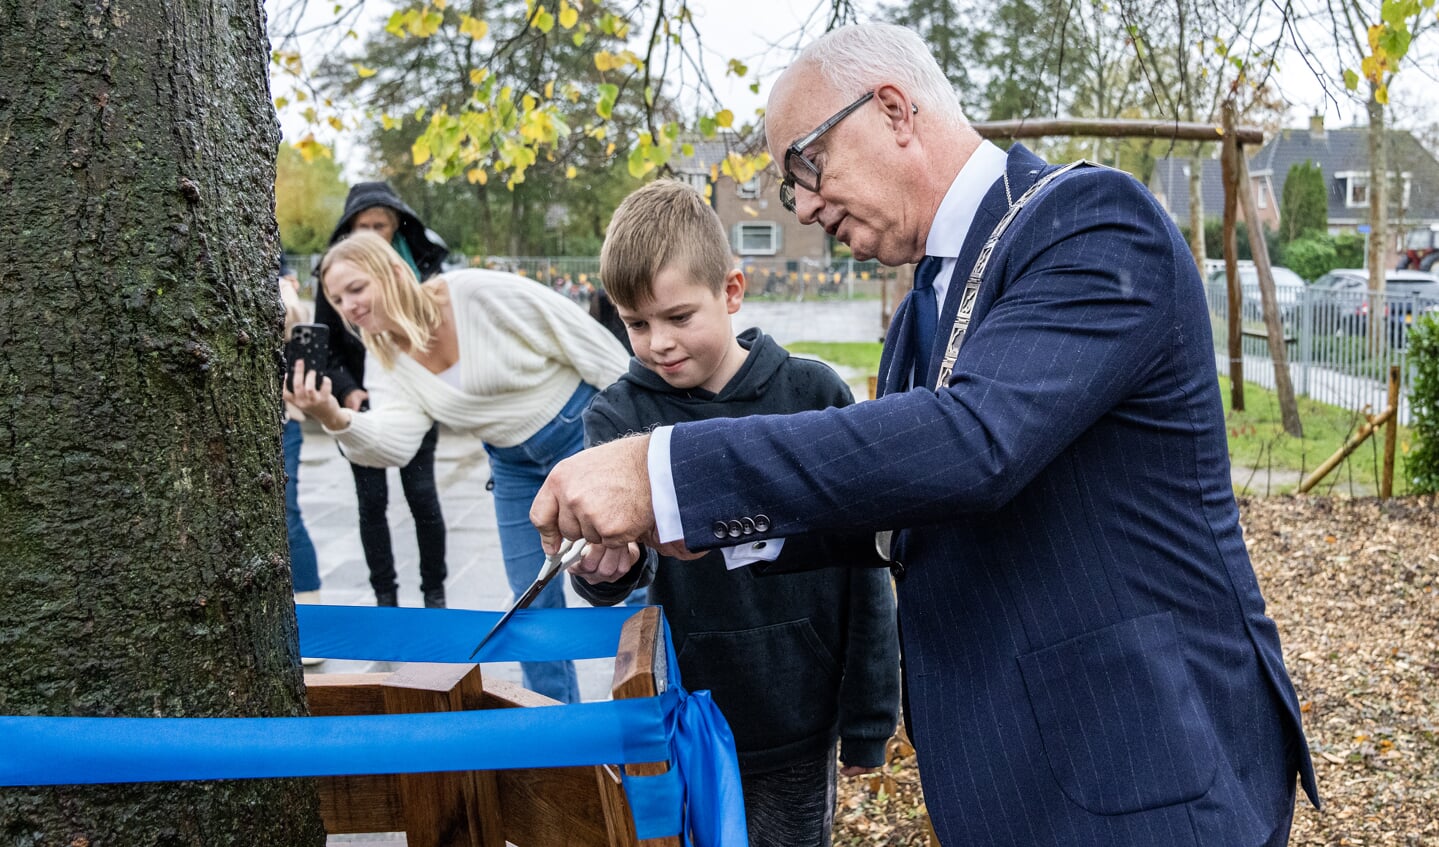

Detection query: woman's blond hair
(319, 231), (441, 369)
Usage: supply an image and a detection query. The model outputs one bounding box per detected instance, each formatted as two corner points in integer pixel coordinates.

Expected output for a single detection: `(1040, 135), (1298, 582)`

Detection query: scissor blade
(467, 539), (584, 660)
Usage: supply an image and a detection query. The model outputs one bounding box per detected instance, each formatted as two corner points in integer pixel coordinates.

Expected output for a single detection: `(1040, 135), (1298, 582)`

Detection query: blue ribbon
(0, 605), (747, 847)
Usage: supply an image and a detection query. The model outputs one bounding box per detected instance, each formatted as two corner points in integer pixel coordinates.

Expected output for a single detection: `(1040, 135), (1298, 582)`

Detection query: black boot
(375, 588), (399, 607)
(423, 587), (446, 609)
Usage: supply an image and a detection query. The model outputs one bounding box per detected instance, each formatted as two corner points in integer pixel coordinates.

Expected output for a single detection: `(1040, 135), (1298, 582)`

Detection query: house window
(1256, 180), (1268, 209)
(734, 222), (780, 255)
(736, 176), (760, 199)
(1338, 171), (1369, 208)
(677, 172), (709, 194)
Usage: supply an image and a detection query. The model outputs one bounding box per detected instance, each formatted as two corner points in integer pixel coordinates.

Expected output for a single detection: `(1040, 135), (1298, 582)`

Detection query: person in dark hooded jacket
(317, 182), (451, 608)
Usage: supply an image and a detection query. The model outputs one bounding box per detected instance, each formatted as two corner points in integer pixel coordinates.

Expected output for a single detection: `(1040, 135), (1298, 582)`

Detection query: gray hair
(797, 24), (967, 128)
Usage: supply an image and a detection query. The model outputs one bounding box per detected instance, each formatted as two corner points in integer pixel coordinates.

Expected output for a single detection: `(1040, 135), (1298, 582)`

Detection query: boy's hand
(567, 542), (642, 584)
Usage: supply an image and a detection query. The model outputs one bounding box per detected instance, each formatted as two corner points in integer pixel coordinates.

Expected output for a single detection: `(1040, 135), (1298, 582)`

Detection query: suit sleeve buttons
(753, 514), (771, 533)
(726, 520), (744, 539)
(740, 517), (756, 536)
(712, 521), (729, 539)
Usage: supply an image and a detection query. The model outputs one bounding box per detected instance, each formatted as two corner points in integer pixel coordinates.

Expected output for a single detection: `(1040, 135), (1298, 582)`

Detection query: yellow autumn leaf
(459, 14), (489, 40)
(469, 68), (489, 86)
(467, 167), (488, 185)
(274, 96), (289, 109)
(715, 109), (734, 128)
(606, 142), (615, 156)
(545, 80), (555, 99)
(559, 3), (578, 28)
(353, 63), (377, 78)
(381, 114), (400, 130)
(434, 0), (446, 8)
(327, 115), (345, 131)
(566, 165), (577, 178)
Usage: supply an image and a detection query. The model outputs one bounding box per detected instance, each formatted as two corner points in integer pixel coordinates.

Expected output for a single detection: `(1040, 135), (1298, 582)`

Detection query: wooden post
(1382, 365), (1401, 498)
(1233, 127), (1303, 437)
(1220, 103), (1245, 412)
(611, 606), (683, 847)
(1297, 406), (1396, 493)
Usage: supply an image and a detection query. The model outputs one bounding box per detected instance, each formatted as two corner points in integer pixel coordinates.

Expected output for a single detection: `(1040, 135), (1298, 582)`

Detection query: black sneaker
(423, 588), (446, 609)
(375, 589), (399, 607)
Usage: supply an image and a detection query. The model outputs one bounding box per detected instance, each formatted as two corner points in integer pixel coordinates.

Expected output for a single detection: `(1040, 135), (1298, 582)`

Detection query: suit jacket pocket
(678, 619), (841, 754)
(1016, 611), (1219, 815)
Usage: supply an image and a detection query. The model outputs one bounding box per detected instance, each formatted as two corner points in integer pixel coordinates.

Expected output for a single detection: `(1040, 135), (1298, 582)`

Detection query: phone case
(285, 323), (330, 391)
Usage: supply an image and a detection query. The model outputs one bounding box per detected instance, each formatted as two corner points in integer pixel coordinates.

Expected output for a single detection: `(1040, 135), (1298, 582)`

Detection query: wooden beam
(972, 118), (1263, 146)
(612, 607), (682, 847)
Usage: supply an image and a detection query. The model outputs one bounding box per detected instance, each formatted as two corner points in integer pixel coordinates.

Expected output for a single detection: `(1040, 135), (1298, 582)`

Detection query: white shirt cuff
(721, 539), (785, 570)
(648, 426), (684, 544)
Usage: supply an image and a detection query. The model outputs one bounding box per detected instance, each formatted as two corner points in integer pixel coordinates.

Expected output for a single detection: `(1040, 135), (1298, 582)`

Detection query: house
(670, 135), (830, 269)
(1150, 115), (1439, 252)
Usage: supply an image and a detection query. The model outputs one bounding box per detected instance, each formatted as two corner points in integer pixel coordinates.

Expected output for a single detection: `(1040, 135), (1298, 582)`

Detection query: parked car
(1310, 268), (1439, 344)
(1205, 263), (1306, 325)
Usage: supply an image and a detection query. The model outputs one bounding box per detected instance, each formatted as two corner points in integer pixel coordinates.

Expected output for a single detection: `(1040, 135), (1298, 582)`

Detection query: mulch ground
(832, 496), (1439, 846)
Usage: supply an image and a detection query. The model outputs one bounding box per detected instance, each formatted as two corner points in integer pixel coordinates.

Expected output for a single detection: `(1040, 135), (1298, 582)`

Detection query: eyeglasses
(779, 91), (875, 213)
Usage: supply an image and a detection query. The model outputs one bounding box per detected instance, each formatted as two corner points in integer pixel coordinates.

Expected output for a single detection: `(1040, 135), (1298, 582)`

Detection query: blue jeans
(283, 420), (321, 593)
(483, 384), (597, 704)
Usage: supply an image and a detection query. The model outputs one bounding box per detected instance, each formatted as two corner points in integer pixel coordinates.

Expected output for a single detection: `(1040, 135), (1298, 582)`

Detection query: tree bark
(1187, 147), (1208, 276)
(1366, 89), (1389, 356)
(0, 0), (326, 843)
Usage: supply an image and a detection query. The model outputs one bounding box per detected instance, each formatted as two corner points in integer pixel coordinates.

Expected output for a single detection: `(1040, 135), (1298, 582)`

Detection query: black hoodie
(574, 328), (900, 773)
(315, 182), (450, 403)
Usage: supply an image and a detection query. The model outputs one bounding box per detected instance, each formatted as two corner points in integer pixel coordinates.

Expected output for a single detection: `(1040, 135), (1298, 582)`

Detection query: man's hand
(567, 542), (642, 584)
(531, 434), (656, 555)
(840, 765), (880, 777)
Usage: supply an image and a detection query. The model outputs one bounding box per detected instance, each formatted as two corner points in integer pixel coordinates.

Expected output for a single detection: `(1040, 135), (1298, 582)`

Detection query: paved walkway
(297, 299), (886, 699)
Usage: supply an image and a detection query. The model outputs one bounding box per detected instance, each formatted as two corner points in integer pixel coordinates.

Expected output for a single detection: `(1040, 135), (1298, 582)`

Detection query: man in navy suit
(534, 23), (1319, 846)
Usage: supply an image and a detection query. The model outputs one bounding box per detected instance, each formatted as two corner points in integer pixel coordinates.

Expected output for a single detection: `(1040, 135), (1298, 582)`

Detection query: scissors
(469, 537), (589, 660)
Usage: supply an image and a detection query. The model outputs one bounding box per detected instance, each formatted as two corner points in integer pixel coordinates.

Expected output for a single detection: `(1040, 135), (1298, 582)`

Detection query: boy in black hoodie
(317, 182), (450, 609)
(571, 180), (899, 847)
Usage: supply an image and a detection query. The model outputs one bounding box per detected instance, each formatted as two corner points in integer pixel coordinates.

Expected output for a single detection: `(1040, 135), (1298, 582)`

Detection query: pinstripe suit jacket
(667, 145), (1319, 845)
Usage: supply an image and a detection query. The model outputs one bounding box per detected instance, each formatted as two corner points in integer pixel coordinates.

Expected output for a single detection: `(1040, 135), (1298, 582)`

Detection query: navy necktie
(910, 256), (941, 388)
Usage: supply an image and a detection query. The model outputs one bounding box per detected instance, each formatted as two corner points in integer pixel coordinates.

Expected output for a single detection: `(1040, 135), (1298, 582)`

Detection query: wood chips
(833, 496), (1439, 846)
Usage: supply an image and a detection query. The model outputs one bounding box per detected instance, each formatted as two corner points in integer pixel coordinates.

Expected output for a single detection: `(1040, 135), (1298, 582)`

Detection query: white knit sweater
(325, 269), (629, 467)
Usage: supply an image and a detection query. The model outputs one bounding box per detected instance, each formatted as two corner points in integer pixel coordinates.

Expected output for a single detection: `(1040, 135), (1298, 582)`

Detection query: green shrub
(1407, 311), (1439, 494)
(1284, 236), (1339, 281)
(1332, 232), (1365, 269)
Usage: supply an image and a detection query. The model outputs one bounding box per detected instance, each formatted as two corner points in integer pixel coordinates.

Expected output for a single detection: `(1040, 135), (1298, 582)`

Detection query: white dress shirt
(648, 141), (1011, 557)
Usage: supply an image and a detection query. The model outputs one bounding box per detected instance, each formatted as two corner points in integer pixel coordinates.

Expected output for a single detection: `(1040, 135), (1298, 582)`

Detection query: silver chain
(932, 161), (1092, 391)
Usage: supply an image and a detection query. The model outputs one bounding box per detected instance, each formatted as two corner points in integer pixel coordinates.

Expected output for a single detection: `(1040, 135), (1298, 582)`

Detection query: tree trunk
(0, 0), (326, 843)
(1366, 89), (1389, 356)
(1187, 147), (1208, 276)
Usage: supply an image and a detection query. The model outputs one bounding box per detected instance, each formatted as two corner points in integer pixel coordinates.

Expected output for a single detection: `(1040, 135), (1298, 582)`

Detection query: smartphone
(285, 323), (330, 392)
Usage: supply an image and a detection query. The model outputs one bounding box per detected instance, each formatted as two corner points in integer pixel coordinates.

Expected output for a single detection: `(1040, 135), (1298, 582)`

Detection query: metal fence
(289, 254), (904, 303)
(1203, 281), (1438, 425)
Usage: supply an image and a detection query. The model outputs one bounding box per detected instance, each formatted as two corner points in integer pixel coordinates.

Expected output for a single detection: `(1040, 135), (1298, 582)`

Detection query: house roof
(1149, 155), (1229, 220)
(1150, 125), (1439, 225)
(1250, 126), (1439, 222)
(671, 131), (766, 176)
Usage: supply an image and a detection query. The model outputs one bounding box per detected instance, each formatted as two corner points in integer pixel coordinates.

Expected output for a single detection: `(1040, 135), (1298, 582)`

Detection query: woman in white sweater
(286, 231), (630, 703)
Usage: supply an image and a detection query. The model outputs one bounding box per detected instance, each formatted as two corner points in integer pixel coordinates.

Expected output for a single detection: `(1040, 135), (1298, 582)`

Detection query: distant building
(670, 134), (831, 267)
(1150, 115), (1439, 252)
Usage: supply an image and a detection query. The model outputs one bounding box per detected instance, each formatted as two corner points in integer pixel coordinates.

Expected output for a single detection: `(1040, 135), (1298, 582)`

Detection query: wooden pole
(1233, 132), (1303, 437)
(1297, 406), (1396, 494)
(1382, 365), (1401, 498)
(972, 118), (1264, 145)
(1220, 103), (1244, 412)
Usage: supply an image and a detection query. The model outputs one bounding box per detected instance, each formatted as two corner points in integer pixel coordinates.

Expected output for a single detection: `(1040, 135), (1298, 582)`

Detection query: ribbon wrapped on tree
(0, 605), (747, 847)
